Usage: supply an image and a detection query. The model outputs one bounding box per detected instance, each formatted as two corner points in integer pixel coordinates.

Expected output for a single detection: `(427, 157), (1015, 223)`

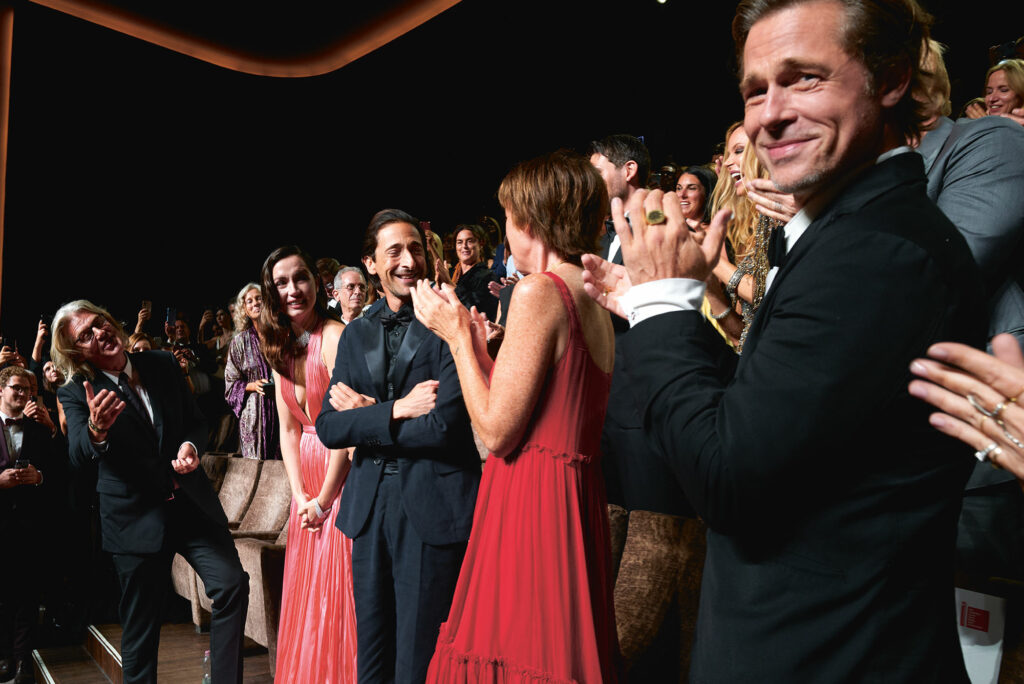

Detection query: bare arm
(273, 369), (308, 511)
(301, 321), (351, 528)
(412, 275), (563, 457)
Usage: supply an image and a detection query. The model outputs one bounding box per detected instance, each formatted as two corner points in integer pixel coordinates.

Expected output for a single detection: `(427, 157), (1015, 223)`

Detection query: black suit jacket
(58, 351), (225, 555)
(0, 416), (60, 530)
(620, 153), (984, 682)
(315, 299), (480, 546)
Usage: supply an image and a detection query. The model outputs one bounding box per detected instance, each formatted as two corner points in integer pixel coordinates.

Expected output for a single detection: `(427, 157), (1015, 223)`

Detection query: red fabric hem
(429, 638), (579, 684)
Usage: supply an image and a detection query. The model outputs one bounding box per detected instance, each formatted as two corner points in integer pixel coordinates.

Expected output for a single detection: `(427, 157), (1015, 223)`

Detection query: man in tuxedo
(584, 0), (983, 680)
(0, 366), (58, 684)
(589, 133), (687, 515)
(315, 209), (480, 683)
(53, 301), (247, 684)
(589, 133), (649, 267)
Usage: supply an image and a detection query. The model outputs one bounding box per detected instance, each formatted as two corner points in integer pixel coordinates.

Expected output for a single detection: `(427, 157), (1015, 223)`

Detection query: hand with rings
(908, 333), (1024, 477)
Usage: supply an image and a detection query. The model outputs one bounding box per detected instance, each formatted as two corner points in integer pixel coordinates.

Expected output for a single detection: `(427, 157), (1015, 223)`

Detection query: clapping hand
(411, 279), (470, 348)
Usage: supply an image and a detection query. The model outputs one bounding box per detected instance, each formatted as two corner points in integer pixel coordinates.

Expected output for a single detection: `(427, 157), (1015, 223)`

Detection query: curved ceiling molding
(28, 0), (463, 77)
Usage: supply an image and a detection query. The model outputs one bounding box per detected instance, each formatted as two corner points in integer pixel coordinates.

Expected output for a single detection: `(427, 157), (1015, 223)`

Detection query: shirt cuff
(620, 278), (706, 327)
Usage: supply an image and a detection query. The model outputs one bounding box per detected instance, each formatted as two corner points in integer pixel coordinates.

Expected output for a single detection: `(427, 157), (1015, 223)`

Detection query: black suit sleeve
(620, 226), (971, 533)
(58, 380), (105, 470)
(316, 327), (468, 452)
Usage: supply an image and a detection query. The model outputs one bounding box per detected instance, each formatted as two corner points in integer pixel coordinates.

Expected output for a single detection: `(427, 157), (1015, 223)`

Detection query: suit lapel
(95, 356), (159, 443)
(391, 319), (429, 391)
(359, 301), (388, 399)
(131, 353), (165, 446)
(742, 153), (925, 359)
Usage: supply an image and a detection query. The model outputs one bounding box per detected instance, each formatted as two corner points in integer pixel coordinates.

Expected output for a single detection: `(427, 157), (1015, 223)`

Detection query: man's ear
(622, 160), (639, 183)
(362, 255), (378, 276)
(879, 63), (912, 109)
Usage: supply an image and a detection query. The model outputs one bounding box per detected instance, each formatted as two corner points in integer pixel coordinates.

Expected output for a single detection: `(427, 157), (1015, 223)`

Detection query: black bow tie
(5, 417), (23, 426)
(381, 306), (413, 332)
(604, 219), (616, 237)
(767, 227), (788, 269)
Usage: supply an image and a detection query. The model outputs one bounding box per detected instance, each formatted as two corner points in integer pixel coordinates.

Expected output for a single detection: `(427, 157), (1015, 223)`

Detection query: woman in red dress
(413, 150), (621, 683)
(257, 245), (357, 683)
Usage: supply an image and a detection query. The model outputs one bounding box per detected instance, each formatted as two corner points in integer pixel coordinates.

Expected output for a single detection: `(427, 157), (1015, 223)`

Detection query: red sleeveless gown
(274, 326), (358, 682)
(427, 272), (621, 683)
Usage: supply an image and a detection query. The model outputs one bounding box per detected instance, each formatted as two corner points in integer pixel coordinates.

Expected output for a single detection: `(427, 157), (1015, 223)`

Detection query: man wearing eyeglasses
(0, 365), (58, 684)
(51, 300), (247, 684)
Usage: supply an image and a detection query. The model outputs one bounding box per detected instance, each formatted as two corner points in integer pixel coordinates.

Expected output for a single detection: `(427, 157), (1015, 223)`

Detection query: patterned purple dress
(224, 326), (281, 459)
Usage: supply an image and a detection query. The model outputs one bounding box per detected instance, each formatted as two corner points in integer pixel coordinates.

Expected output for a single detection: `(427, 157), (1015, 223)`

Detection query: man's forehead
(70, 310), (101, 332)
(741, 2), (845, 66)
(378, 222), (423, 249)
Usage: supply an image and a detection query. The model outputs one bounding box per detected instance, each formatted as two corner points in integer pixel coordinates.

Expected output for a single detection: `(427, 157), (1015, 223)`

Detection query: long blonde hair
(709, 122), (770, 259)
(50, 300), (129, 384)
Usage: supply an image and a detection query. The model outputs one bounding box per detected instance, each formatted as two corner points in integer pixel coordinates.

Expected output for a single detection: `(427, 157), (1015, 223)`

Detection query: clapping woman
(415, 150), (619, 683)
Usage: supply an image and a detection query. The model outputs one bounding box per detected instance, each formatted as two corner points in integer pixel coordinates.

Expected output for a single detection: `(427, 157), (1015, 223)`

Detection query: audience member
(911, 334), (1024, 481)
(415, 149), (620, 683)
(52, 300), (248, 683)
(674, 165), (716, 227)
(224, 283), (280, 461)
(965, 58), (1024, 125)
(443, 224), (500, 321)
(127, 332), (154, 353)
(256, 247), (355, 682)
(332, 266), (368, 325)
(0, 365), (59, 684)
(913, 37), (1024, 596)
(589, 133), (687, 515)
(583, 0), (983, 680)
(706, 122), (798, 350)
(588, 134), (650, 267)
(315, 209), (480, 683)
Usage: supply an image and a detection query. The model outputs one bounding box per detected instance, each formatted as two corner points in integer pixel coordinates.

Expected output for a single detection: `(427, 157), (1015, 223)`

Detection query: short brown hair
(732, 0), (933, 144)
(0, 365), (31, 392)
(498, 149), (608, 259)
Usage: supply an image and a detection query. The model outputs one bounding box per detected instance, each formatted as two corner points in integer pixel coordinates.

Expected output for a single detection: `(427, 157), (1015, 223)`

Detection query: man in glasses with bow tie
(316, 209), (480, 684)
(0, 366), (59, 684)
(52, 301), (247, 684)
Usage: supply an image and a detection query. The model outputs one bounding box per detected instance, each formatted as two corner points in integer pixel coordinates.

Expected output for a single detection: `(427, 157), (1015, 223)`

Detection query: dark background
(0, 0), (1020, 347)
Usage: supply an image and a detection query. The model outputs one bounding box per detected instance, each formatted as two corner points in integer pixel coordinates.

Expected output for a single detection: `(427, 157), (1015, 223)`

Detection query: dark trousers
(351, 471), (466, 684)
(0, 546), (40, 665)
(111, 496), (248, 684)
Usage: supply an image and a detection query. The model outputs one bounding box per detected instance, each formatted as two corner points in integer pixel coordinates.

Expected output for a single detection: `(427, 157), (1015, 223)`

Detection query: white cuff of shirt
(620, 278), (706, 327)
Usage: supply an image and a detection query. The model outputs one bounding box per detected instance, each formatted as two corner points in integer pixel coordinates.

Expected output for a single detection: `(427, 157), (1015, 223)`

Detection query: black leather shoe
(0, 658), (13, 682)
(13, 660), (33, 684)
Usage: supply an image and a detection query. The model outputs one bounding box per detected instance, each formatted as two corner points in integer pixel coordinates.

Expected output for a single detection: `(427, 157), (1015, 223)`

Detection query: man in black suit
(0, 366), (58, 684)
(53, 301), (247, 684)
(589, 134), (688, 516)
(315, 209), (480, 683)
(584, 0), (983, 680)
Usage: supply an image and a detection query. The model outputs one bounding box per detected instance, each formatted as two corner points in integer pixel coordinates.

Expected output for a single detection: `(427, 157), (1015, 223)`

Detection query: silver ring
(974, 442), (1001, 461)
(968, 394), (995, 417)
(992, 402), (1008, 420)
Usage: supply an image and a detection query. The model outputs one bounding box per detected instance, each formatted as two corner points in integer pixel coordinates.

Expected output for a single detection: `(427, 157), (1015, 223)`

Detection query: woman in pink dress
(257, 245), (357, 682)
(412, 150), (621, 683)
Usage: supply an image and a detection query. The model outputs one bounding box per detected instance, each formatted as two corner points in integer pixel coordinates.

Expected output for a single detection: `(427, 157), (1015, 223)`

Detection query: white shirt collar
(100, 354), (132, 386)
(780, 146), (913, 254)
